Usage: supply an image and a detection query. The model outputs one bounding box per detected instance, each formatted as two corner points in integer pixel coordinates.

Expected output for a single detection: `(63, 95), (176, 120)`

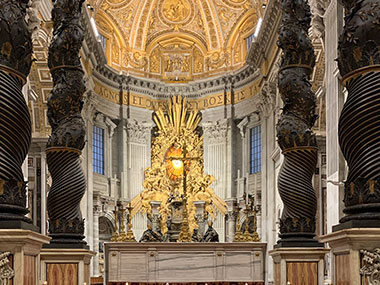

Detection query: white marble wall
(324, 1), (345, 282)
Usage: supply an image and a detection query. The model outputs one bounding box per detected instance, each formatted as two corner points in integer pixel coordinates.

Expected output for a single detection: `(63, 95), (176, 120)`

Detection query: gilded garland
(131, 96), (227, 234)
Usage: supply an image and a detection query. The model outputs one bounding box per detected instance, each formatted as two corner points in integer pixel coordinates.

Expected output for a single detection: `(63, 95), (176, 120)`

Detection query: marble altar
(105, 242), (266, 283)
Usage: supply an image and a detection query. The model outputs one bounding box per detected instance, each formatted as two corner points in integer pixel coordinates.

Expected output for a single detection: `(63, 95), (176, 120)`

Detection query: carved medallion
(159, 0), (194, 25)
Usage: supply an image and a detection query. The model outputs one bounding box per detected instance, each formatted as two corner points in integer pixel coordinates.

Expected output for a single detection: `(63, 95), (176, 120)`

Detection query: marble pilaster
(270, 247), (329, 285)
(320, 229), (380, 285)
(93, 204), (101, 276)
(0, 230), (50, 285)
(324, 1), (344, 281)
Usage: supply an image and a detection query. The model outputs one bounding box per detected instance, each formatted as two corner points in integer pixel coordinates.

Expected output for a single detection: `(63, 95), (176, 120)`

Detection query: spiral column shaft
(336, 0), (380, 228)
(275, 0), (321, 246)
(0, 0), (35, 229)
(45, 0), (87, 247)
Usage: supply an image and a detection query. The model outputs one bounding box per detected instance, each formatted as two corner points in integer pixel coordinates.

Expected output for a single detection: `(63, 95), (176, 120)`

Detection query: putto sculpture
(0, 0), (35, 229)
(276, 0), (321, 246)
(45, 0), (87, 247)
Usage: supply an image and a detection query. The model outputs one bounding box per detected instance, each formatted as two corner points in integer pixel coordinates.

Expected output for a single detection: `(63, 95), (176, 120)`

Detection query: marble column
(93, 204), (100, 276)
(257, 82), (277, 282)
(126, 120), (152, 238)
(324, 0), (345, 234)
(203, 119), (229, 241)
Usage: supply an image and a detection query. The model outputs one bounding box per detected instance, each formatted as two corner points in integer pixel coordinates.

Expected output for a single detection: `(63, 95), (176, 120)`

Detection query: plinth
(269, 247), (329, 285)
(40, 248), (95, 285)
(0, 229), (50, 284)
(320, 228), (380, 285)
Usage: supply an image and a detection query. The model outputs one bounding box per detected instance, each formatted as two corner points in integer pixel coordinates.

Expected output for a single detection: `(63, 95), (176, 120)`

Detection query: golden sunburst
(130, 96), (227, 234)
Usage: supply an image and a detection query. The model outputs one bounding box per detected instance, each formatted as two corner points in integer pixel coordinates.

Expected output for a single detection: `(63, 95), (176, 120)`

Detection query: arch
(95, 10), (127, 49)
(225, 9), (258, 50)
(146, 33), (208, 55)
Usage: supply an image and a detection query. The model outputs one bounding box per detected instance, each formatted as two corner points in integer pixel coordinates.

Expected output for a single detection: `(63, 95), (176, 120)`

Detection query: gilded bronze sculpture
(276, 0), (321, 246)
(45, 0), (87, 247)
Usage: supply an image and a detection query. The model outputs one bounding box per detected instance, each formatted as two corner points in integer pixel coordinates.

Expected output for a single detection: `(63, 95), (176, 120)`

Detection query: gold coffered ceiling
(91, 0), (262, 82)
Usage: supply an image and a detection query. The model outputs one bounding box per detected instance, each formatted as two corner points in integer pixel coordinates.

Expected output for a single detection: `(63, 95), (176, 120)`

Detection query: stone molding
(126, 119), (152, 144)
(256, 82), (276, 118)
(246, 0), (281, 68)
(237, 117), (249, 138)
(82, 91), (98, 122)
(202, 119), (228, 144)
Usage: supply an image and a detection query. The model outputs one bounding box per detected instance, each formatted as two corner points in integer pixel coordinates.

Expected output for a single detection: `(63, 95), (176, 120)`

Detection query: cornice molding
(246, 0), (281, 68)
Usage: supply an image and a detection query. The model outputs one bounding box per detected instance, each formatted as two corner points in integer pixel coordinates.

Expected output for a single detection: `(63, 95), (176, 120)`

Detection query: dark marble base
(275, 237), (324, 248)
(333, 219), (380, 232)
(43, 240), (89, 249)
(0, 220), (39, 232)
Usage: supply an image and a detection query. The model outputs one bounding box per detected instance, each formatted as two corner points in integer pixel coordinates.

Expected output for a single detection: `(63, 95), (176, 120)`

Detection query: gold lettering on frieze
(94, 80), (119, 104)
(94, 78), (261, 110)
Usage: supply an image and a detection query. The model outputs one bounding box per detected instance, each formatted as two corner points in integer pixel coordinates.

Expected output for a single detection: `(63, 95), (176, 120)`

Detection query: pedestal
(320, 228), (380, 285)
(269, 247), (329, 285)
(0, 229), (50, 285)
(41, 248), (95, 285)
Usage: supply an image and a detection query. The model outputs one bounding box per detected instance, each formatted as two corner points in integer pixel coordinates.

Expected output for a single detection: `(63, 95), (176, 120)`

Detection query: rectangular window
(98, 33), (107, 51)
(250, 125), (261, 174)
(93, 126), (104, 175)
(246, 33), (255, 52)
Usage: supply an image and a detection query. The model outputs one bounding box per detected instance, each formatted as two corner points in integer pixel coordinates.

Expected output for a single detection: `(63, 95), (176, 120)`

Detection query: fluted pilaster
(336, 0), (380, 228)
(276, 0), (321, 246)
(0, 0), (35, 229)
(45, 0), (87, 247)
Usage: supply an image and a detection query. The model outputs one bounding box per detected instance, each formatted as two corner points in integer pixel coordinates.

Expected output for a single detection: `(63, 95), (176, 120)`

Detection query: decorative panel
(286, 262), (318, 285)
(336, 254), (350, 285)
(46, 263), (78, 285)
(24, 255), (36, 285)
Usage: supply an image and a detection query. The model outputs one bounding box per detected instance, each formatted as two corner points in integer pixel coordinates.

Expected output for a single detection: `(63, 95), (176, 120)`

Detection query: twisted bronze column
(45, 0), (87, 247)
(276, 0), (321, 246)
(0, 0), (36, 229)
(336, 0), (380, 229)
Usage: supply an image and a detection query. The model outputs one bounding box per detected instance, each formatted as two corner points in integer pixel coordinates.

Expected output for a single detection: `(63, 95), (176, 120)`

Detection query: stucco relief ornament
(0, 252), (14, 281)
(159, 0), (194, 26)
(360, 249), (380, 284)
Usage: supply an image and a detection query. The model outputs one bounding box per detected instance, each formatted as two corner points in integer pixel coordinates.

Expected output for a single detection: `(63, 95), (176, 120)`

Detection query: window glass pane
(93, 126), (104, 175)
(250, 125), (261, 174)
(246, 33), (255, 52)
(98, 33), (107, 51)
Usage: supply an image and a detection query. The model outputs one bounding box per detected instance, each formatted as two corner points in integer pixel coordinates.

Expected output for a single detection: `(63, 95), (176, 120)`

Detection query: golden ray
(130, 95), (227, 233)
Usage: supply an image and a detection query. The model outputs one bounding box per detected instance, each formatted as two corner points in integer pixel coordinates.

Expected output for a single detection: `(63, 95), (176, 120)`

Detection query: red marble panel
(24, 255), (36, 285)
(47, 263), (78, 285)
(336, 254), (350, 285)
(286, 262), (318, 285)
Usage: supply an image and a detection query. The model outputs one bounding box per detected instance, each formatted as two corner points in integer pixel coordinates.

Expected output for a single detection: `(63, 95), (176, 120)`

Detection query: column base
(320, 228), (380, 285)
(269, 247), (329, 285)
(333, 219), (380, 231)
(41, 248), (95, 285)
(0, 219), (39, 231)
(0, 229), (50, 284)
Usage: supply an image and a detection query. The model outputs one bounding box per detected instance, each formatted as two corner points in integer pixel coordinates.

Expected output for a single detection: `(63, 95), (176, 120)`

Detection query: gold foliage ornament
(131, 96), (227, 234)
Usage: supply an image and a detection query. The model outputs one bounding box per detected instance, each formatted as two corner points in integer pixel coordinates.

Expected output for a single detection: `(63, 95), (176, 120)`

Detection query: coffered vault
(89, 0), (264, 82)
